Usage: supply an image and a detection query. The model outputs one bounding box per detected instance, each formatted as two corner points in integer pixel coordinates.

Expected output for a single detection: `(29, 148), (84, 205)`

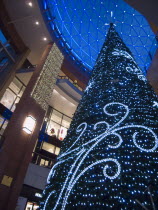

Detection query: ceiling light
(43, 37), (47, 41)
(35, 21), (39, 25)
(28, 2), (33, 7)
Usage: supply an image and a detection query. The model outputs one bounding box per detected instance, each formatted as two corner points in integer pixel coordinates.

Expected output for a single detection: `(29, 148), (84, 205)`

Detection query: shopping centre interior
(0, 0), (158, 209)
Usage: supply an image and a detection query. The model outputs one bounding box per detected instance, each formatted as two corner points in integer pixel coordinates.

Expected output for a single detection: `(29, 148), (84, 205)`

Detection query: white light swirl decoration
(62, 159), (121, 210)
(103, 159), (121, 179)
(133, 130), (158, 152)
(112, 49), (136, 63)
(84, 80), (95, 93)
(44, 102), (158, 210)
(108, 133), (123, 149)
(43, 191), (55, 210)
(112, 49), (147, 82)
(58, 122), (87, 159)
(103, 102), (129, 129)
(47, 160), (66, 184)
(113, 125), (158, 152)
(126, 66), (147, 82)
(153, 101), (158, 108)
(52, 149), (86, 210)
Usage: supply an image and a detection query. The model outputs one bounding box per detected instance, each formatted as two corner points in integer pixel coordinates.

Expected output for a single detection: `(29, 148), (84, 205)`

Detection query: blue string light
(41, 24), (158, 209)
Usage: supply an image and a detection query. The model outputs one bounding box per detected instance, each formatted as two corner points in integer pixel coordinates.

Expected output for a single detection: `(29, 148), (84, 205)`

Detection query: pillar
(0, 43), (63, 210)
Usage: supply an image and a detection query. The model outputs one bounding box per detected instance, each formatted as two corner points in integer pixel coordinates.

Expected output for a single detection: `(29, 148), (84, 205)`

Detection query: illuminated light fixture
(35, 193), (42, 198)
(28, 2), (33, 7)
(43, 37), (47, 41)
(22, 115), (36, 134)
(35, 21), (39, 25)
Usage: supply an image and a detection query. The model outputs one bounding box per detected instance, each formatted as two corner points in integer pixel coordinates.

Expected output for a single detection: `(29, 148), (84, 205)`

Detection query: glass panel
(40, 159), (49, 167)
(55, 147), (60, 155)
(47, 121), (61, 138)
(50, 110), (62, 124)
(25, 202), (39, 210)
(34, 205), (39, 210)
(0, 116), (5, 128)
(45, 160), (49, 167)
(9, 78), (22, 94)
(18, 86), (25, 97)
(25, 201), (33, 210)
(0, 116), (8, 135)
(0, 30), (7, 44)
(1, 119), (8, 133)
(58, 126), (68, 141)
(0, 89), (16, 109)
(40, 159), (45, 166)
(62, 115), (72, 128)
(11, 97), (20, 112)
(42, 142), (55, 154)
(0, 57), (9, 66)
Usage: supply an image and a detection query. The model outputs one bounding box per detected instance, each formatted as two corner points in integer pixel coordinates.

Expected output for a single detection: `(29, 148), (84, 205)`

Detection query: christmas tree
(41, 24), (158, 209)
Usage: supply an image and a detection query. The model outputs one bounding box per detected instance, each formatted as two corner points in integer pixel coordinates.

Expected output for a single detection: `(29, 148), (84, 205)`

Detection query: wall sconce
(22, 115), (36, 134)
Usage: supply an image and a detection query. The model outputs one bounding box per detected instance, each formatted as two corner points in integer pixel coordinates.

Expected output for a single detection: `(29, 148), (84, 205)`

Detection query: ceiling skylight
(42, 0), (157, 74)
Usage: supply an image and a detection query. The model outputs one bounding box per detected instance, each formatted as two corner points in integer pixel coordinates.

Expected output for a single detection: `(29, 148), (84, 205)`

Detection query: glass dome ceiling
(42, 0), (157, 74)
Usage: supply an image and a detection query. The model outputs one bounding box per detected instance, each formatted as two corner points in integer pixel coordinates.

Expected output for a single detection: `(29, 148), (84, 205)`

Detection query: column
(0, 43), (64, 210)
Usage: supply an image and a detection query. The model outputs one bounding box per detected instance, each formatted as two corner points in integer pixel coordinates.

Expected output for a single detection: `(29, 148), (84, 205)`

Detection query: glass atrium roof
(42, 0), (157, 74)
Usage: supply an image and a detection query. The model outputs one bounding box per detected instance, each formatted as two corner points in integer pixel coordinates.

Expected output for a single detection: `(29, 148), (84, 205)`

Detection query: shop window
(42, 142), (55, 153)
(47, 121), (60, 137)
(0, 89), (16, 110)
(41, 142), (60, 156)
(11, 97), (20, 112)
(58, 126), (67, 141)
(40, 159), (49, 167)
(18, 86), (25, 97)
(25, 201), (39, 210)
(9, 77), (23, 94)
(55, 147), (60, 155)
(62, 115), (72, 128)
(46, 108), (72, 140)
(51, 109), (62, 124)
(0, 77), (26, 111)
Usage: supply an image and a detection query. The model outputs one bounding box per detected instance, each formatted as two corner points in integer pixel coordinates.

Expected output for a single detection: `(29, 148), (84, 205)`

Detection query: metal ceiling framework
(40, 0), (157, 75)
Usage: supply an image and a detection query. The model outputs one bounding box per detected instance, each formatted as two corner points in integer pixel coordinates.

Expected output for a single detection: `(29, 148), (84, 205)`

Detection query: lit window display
(50, 110), (62, 124)
(46, 108), (72, 140)
(42, 142), (56, 153)
(25, 201), (39, 210)
(40, 159), (49, 167)
(0, 77), (26, 111)
(54, 146), (60, 155)
(42, 142), (60, 155)
(1, 89), (16, 110)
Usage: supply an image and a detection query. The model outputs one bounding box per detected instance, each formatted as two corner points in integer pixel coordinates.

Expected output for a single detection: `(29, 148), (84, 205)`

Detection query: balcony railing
(58, 75), (83, 91)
